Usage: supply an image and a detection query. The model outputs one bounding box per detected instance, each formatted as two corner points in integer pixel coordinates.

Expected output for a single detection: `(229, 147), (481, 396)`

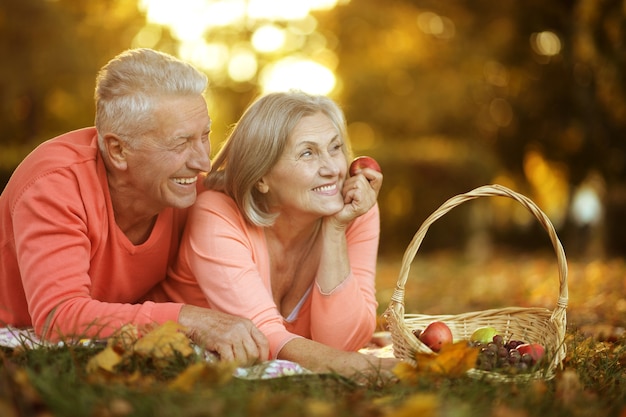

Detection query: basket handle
(389, 184), (569, 314)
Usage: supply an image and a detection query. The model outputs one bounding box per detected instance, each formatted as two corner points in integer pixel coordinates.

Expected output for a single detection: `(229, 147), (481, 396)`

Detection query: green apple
(470, 326), (498, 344)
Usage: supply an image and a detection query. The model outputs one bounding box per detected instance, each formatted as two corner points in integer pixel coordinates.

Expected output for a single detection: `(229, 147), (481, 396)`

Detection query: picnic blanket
(0, 327), (393, 380)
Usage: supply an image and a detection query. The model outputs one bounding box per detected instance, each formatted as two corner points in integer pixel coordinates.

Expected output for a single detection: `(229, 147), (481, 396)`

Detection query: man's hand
(178, 304), (269, 367)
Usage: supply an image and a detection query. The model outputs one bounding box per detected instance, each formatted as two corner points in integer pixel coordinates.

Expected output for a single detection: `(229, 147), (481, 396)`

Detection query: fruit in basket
(418, 321), (453, 352)
(470, 326), (499, 344)
(474, 337), (545, 373)
(349, 156), (381, 176)
(515, 343), (545, 363)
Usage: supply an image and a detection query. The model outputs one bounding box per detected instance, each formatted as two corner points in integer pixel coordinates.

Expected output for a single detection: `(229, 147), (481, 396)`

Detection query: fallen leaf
(393, 341), (479, 381)
(133, 321), (194, 360)
(415, 341), (479, 376)
(393, 362), (421, 384)
(168, 362), (234, 391)
(108, 324), (140, 353)
(86, 345), (123, 374)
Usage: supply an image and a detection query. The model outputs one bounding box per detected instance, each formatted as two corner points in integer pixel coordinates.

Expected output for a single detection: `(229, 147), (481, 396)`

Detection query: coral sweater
(0, 128), (183, 339)
(154, 190), (380, 359)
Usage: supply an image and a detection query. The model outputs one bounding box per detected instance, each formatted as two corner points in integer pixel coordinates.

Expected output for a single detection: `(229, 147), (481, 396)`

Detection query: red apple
(349, 156), (382, 176)
(515, 343), (545, 363)
(418, 321), (453, 353)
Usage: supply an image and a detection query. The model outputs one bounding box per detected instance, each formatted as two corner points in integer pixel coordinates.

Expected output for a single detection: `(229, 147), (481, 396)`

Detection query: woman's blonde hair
(94, 48), (207, 150)
(205, 91), (353, 227)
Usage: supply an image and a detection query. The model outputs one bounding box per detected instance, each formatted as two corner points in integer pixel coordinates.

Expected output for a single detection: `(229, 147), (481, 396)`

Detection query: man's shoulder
(2, 127), (101, 203)
(37, 127), (99, 158)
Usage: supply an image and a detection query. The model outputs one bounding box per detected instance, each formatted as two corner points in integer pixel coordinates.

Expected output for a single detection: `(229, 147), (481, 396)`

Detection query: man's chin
(169, 192), (197, 210)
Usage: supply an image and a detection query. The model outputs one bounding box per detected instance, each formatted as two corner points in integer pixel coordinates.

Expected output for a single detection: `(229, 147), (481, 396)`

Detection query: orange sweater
(0, 128), (183, 339)
(153, 190), (380, 359)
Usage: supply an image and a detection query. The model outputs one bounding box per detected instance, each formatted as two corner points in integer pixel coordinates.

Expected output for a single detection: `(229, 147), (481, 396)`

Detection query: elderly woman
(157, 91), (398, 377)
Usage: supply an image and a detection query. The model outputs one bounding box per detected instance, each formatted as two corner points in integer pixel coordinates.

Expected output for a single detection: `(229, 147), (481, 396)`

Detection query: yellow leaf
(393, 362), (422, 384)
(86, 345), (123, 373)
(133, 321), (194, 360)
(393, 341), (479, 381)
(108, 324), (140, 353)
(168, 362), (235, 391)
(414, 341), (479, 376)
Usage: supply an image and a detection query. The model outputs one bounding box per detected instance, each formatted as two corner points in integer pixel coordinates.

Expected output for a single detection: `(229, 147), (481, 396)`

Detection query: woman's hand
(278, 338), (400, 385)
(331, 167), (383, 227)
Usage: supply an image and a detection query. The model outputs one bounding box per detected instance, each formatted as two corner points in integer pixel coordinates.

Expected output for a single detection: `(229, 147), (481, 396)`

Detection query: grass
(2, 250), (626, 417)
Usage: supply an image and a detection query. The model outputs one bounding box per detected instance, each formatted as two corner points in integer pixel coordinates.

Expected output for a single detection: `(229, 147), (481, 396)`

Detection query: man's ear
(256, 178), (269, 194)
(103, 133), (128, 170)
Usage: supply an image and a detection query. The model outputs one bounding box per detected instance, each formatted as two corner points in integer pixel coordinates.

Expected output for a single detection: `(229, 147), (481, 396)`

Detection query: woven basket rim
(383, 184), (569, 381)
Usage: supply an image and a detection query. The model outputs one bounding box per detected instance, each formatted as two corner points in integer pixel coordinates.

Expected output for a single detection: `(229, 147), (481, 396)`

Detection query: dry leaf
(108, 324), (140, 353)
(393, 362), (422, 384)
(168, 362), (234, 391)
(394, 341), (479, 381)
(86, 345), (123, 374)
(415, 341), (479, 376)
(133, 321), (194, 360)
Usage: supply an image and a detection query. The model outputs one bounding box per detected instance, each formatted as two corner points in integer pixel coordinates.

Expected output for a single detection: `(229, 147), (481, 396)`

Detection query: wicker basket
(383, 184), (568, 382)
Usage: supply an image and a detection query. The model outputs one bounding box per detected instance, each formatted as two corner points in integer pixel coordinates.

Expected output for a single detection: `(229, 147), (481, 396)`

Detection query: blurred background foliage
(1, 0), (625, 259)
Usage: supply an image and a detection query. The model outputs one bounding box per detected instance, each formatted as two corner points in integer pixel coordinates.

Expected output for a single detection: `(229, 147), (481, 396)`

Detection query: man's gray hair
(94, 48), (207, 150)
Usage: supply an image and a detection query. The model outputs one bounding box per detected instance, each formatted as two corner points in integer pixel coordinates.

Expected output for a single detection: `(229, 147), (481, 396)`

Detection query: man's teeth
(174, 177), (197, 185)
(314, 184), (336, 192)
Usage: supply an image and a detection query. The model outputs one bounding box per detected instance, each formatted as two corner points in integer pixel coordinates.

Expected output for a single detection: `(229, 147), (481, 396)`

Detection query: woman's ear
(256, 178), (269, 194)
(103, 133), (128, 170)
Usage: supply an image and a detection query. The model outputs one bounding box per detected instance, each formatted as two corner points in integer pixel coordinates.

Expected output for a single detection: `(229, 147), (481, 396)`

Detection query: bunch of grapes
(471, 335), (537, 373)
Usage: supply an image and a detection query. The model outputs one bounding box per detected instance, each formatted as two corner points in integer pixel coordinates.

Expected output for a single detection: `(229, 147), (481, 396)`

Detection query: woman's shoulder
(190, 189), (263, 242)
(193, 190), (246, 221)
(196, 189), (235, 206)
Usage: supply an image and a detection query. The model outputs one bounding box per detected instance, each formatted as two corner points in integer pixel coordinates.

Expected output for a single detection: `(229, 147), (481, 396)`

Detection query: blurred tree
(0, 0), (144, 182)
(2, 0), (625, 256)
(320, 0), (626, 256)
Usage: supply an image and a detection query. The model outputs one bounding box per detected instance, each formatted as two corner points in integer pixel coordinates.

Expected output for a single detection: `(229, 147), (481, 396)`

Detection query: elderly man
(0, 48), (268, 365)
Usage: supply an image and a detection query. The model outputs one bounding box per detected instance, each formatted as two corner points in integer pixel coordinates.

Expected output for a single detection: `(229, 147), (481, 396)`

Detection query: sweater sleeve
(11, 169), (183, 340)
(176, 192), (299, 358)
(308, 204), (380, 351)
